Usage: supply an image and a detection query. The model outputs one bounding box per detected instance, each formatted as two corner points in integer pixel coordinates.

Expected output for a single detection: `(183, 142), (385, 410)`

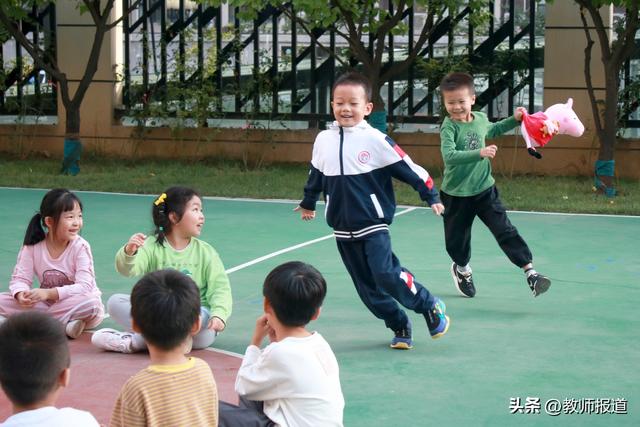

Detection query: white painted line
(204, 347), (244, 358)
(225, 207), (418, 274)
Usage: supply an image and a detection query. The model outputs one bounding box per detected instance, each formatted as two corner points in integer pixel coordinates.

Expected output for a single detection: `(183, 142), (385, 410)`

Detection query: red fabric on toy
(522, 112), (554, 147)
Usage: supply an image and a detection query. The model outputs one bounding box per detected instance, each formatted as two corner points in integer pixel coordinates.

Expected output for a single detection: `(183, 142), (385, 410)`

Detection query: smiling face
(48, 202), (83, 242)
(172, 196), (205, 238)
(442, 87), (476, 122)
(331, 84), (373, 127)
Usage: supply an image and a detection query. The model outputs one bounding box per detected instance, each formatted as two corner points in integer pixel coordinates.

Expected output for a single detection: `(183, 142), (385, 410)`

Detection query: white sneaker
(91, 328), (135, 353)
(65, 319), (86, 339)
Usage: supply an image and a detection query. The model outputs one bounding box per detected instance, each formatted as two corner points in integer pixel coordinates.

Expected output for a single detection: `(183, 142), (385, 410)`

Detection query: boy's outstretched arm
(296, 162), (323, 220)
(385, 138), (444, 216)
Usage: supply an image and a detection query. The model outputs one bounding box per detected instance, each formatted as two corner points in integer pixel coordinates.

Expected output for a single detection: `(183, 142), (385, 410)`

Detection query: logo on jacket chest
(357, 151), (371, 164)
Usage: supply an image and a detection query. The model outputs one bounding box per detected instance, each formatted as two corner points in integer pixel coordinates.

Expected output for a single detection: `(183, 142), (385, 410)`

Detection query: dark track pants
(440, 185), (532, 268)
(336, 231), (435, 332)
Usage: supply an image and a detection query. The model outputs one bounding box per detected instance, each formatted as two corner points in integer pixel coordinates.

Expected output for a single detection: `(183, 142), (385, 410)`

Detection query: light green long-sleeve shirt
(115, 237), (232, 323)
(440, 111), (519, 196)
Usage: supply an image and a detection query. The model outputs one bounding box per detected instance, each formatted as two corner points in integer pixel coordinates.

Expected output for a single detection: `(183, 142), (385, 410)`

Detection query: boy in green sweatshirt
(439, 72), (551, 298)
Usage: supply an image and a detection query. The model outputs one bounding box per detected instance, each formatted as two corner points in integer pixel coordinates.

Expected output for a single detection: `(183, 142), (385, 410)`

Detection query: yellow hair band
(154, 193), (167, 206)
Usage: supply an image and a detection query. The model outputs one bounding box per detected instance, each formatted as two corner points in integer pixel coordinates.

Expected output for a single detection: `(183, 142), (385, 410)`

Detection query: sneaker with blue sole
(425, 298), (450, 339)
(390, 320), (413, 350)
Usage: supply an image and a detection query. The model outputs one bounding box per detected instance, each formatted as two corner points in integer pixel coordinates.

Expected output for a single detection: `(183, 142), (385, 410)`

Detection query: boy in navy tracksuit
(296, 72), (449, 349)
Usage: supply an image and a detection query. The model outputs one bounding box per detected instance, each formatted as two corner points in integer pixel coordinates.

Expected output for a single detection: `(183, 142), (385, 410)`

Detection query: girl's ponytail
(23, 213), (46, 245)
(152, 192), (171, 246)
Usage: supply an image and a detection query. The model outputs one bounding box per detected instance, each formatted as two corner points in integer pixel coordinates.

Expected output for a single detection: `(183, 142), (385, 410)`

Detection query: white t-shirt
(235, 332), (344, 427)
(1, 406), (99, 427)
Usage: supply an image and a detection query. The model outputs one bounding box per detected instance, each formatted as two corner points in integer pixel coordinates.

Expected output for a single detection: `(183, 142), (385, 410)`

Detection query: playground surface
(0, 187), (638, 426)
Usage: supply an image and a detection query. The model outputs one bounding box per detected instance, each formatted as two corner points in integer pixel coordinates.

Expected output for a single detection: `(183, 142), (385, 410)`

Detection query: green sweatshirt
(440, 112), (519, 197)
(115, 237), (232, 323)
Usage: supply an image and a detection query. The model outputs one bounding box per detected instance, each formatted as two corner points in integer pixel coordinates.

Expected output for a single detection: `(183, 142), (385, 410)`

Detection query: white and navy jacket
(300, 120), (440, 240)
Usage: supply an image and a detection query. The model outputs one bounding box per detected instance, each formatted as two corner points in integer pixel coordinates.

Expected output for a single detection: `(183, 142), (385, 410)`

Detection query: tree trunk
(598, 66), (618, 161)
(61, 105), (82, 176)
(593, 64), (618, 196)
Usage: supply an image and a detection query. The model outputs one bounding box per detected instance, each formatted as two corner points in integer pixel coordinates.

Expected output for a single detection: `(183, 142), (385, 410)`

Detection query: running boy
(439, 72), (551, 298)
(0, 312), (99, 426)
(295, 72), (449, 349)
(219, 261), (344, 427)
(109, 269), (218, 426)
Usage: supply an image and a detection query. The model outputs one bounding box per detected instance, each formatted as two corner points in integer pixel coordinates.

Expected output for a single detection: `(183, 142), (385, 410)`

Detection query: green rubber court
(0, 187), (638, 426)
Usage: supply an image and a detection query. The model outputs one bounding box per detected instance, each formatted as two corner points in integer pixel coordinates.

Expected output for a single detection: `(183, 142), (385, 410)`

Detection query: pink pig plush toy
(520, 98), (585, 159)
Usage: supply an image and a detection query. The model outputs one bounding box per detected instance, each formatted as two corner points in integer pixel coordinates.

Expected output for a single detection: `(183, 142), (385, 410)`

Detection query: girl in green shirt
(92, 186), (232, 353)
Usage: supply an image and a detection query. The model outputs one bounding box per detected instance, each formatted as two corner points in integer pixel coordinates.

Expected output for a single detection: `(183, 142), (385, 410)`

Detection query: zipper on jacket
(339, 127), (345, 175)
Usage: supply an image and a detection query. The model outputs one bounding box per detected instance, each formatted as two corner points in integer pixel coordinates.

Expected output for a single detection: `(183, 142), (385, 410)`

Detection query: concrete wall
(1, 124), (638, 178)
(1, 1), (638, 179)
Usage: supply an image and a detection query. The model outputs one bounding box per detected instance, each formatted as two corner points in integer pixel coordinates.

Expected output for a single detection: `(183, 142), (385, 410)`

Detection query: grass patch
(1, 154), (638, 215)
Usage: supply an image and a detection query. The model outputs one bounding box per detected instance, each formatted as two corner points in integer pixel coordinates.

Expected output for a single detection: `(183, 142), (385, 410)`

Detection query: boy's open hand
(294, 205), (316, 221)
(431, 203), (445, 216)
(480, 144), (498, 159)
(124, 233), (147, 256)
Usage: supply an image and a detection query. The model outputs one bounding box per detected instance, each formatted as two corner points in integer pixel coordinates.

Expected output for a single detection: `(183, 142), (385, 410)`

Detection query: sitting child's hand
(251, 314), (272, 347)
(431, 203), (445, 216)
(24, 288), (57, 303)
(294, 205), (316, 221)
(15, 291), (35, 307)
(207, 316), (226, 332)
(125, 232), (147, 256)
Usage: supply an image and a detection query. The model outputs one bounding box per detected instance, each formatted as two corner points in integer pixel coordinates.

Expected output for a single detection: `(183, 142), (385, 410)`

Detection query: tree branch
(333, 1), (371, 69)
(373, 1), (408, 70)
(280, 7), (349, 68)
(380, 6), (439, 83)
(0, 8), (66, 87)
(107, 0), (144, 30)
(610, 2), (639, 68)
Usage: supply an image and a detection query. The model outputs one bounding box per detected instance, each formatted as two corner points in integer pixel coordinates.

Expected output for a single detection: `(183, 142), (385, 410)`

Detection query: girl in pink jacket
(0, 189), (104, 338)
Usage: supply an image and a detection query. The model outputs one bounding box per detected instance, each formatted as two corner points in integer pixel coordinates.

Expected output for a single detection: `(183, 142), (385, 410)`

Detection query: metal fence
(120, 0), (545, 128)
(0, 1), (637, 131)
(0, 3), (57, 117)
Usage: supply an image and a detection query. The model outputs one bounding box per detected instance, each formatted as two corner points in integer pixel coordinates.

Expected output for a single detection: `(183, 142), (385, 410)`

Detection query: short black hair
(332, 72), (372, 102)
(263, 261), (327, 327)
(130, 269), (201, 351)
(0, 312), (70, 406)
(439, 72), (476, 95)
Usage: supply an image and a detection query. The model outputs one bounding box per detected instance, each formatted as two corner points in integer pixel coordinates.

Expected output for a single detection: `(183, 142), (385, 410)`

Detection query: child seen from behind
(0, 312), (99, 426)
(109, 269), (218, 426)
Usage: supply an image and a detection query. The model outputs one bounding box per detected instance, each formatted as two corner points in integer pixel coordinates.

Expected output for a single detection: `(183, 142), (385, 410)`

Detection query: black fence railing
(0, 3), (57, 117)
(0, 2), (636, 131)
(120, 0), (546, 128)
